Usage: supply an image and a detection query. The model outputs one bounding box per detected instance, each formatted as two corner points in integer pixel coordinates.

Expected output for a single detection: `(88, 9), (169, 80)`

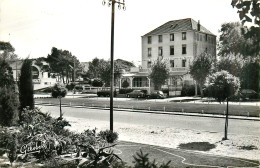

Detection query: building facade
(121, 18), (216, 95)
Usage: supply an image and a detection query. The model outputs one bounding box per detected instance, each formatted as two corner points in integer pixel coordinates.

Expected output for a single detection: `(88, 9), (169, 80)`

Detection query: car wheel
(127, 95), (130, 98)
(137, 95), (140, 98)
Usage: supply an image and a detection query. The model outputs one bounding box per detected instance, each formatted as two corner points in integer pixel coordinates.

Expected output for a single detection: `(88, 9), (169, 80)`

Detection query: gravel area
(58, 114), (260, 161)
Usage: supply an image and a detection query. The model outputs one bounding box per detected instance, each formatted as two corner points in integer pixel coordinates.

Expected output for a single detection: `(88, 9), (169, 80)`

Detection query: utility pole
(102, 0), (126, 131)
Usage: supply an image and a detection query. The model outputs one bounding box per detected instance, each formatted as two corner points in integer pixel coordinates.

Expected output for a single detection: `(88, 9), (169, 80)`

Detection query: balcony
(170, 67), (189, 72)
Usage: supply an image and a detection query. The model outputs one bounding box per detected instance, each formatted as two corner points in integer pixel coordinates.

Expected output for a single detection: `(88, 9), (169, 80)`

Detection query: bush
(181, 85), (196, 96)
(0, 87), (19, 126)
(122, 80), (129, 88)
(97, 90), (116, 97)
(133, 150), (171, 168)
(92, 78), (103, 87)
(65, 83), (76, 91)
(119, 88), (134, 94)
(98, 130), (119, 143)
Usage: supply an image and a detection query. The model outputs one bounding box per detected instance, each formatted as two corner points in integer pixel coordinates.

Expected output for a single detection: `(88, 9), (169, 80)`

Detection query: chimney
(197, 20), (200, 31)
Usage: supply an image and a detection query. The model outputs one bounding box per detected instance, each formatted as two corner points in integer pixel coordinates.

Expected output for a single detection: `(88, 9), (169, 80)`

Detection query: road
(37, 105), (260, 136)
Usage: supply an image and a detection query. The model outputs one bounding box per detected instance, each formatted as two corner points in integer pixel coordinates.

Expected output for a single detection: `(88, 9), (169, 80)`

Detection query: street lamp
(102, 0), (126, 131)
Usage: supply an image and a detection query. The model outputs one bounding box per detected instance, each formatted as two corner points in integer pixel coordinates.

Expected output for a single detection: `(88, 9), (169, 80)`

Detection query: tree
(47, 47), (81, 84)
(190, 52), (213, 97)
(231, 0), (260, 26)
(218, 22), (248, 58)
(216, 57), (242, 77)
(51, 84), (67, 119)
(240, 61), (259, 98)
(19, 59), (34, 116)
(206, 70), (240, 140)
(0, 41), (18, 61)
(218, 22), (259, 59)
(149, 59), (169, 90)
(99, 61), (121, 87)
(0, 60), (15, 88)
(0, 87), (19, 126)
(87, 58), (106, 79)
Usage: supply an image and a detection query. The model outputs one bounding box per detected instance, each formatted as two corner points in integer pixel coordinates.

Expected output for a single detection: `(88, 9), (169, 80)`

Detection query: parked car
(147, 91), (165, 99)
(126, 90), (145, 98)
(240, 89), (257, 100)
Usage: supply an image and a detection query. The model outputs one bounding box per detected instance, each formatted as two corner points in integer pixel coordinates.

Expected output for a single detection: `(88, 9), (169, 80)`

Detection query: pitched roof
(143, 18), (215, 36)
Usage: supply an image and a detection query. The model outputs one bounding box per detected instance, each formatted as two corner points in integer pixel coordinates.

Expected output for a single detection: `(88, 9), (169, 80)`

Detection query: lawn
(35, 97), (260, 117)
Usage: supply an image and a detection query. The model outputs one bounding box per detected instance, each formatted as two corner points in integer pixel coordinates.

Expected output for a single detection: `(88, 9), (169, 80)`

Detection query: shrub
(98, 130), (119, 143)
(181, 85), (196, 96)
(92, 78), (103, 87)
(122, 80), (129, 88)
(119, 88), (134, 94)
(97, 90), (117, 97)
(133, 150), (171, 168)
(0, 87), (19, 126)
(65, 83), (76, 91)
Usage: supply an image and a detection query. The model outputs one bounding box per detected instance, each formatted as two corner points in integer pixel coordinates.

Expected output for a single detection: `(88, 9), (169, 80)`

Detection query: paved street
(37, 105), (260, 136)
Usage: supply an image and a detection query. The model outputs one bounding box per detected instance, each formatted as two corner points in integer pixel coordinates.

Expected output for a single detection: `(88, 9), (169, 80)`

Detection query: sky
(0, 0), (241, 65)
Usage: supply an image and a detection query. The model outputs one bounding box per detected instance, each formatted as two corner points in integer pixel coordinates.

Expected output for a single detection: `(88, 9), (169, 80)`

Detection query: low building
(9, 59), (57, 90)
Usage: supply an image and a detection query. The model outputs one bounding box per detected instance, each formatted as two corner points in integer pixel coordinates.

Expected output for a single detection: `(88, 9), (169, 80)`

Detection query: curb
(35, 103), (260, 121)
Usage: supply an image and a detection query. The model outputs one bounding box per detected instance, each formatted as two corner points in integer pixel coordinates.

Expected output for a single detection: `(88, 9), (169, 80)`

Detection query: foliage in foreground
(0, 87), (19, 126)
(0, 107), (173, 168)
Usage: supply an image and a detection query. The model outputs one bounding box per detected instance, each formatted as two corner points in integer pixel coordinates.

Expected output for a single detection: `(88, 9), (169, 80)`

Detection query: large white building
(121, 18), (216, 95)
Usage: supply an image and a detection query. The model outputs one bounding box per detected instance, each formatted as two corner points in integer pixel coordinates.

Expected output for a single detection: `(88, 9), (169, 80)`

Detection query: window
(147, 61), (151, 68)
(182, 60), (186, 67)
(148, 48), (152, 57)
(170, 34), (174, 41)
(158, 47), (163, 56)
(182, 44), (187, 54)
(170, 60), (174, 67)
(170, 46), (174, 55)
(148, 36), (152, 44)
(182, 32), (186, 40)
(133, 78), (142, 87)
(205, 34), (208, 41)
(158, 35), (163, 43)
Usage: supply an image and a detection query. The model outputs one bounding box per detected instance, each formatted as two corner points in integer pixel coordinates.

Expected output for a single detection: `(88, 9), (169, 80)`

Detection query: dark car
(240, 89), (257, 100)
(126, 90), (145, 98)
(148, 91), (165, 99)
